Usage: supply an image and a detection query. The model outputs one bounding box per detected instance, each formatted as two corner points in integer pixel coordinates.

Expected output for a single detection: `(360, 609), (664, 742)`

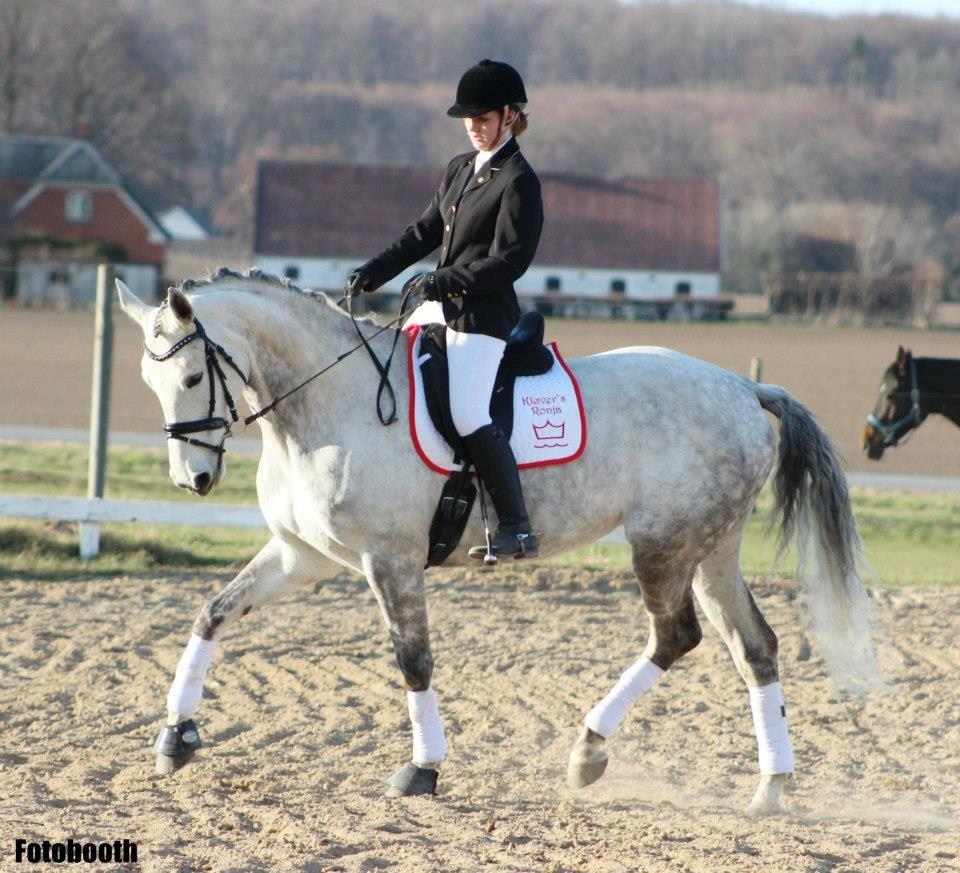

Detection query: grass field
(2, 442), (958, 585)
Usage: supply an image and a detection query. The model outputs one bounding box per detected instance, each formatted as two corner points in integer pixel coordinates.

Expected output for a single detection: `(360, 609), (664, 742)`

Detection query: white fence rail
(0, 494), (630, 559)
(0, 495), (268, 558)
(0, 495), (266, 527)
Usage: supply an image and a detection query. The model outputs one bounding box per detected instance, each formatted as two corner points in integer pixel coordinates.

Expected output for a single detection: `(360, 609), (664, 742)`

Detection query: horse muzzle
(172, 469), (216, 496)
(860, 424), (885, 460)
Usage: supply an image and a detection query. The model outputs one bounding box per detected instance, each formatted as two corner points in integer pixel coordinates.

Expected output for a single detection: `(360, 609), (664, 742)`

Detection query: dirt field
(1, 307), (958, 476)
(1, 567), (957, 872)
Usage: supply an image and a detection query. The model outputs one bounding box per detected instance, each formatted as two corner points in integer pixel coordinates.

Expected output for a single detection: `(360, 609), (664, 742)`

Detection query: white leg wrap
(584, 657), (664, 739)
(749, 682), (795, 775)
(407, 687), (446, 768)
(166, 635), (217, 719)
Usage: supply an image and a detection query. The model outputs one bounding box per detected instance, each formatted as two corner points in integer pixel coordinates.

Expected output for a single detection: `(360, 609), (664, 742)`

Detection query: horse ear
(896, 345), (908, 373)
(115, 278), (150, 326)
(167, 286), (193, 323)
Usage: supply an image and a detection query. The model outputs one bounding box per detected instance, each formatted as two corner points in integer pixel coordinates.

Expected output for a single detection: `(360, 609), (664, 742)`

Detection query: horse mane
(174, 266), (384, 327)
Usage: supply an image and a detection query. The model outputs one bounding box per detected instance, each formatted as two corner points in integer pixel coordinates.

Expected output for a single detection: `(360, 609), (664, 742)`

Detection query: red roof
(255, 160), (720, 273)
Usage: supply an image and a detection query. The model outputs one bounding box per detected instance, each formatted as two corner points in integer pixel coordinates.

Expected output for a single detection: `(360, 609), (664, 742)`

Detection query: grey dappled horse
(117, 270), (876, 813)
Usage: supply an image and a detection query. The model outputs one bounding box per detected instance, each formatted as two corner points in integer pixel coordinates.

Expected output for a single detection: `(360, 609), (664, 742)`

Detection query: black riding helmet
(447, 59), (527, 117)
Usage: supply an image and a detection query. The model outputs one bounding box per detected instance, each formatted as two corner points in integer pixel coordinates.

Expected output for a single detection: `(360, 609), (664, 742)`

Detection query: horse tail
(752, 383), (880, 693)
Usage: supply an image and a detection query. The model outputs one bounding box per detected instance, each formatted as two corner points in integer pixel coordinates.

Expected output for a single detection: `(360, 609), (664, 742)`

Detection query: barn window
(545, 276), (561, 292)
(65, 190), (92, 223)
(284, 265), (300, 280)
(675, 281), (692, 297)
(610, 278), (626, 295)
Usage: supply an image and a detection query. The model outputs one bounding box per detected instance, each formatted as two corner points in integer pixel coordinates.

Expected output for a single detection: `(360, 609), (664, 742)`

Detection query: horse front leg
(362, 552), (445, 798)
(155, 535), (330, 775)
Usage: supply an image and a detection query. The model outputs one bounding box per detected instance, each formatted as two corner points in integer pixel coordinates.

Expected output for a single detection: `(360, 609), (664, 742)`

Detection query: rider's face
(464, 108), (516, 152)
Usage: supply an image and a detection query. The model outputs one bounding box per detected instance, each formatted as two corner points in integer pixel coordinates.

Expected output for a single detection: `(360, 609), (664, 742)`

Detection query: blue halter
(865, 357), (921, 448)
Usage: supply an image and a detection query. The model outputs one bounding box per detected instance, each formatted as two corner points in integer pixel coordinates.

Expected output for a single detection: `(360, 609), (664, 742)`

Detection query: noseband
(866, 357), (921, 448)
(145, 318), (248, 457)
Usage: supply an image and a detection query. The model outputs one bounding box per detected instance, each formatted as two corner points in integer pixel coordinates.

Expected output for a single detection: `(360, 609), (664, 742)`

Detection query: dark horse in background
(862, 346), (960, 459)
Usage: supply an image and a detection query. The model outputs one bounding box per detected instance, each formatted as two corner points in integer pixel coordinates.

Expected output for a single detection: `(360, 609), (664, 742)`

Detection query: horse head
(861, 345), (918, 460)
(116, 279), (250, 495)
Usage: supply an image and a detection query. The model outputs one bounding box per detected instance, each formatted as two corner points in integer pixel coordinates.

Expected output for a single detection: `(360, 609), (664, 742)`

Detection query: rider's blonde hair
(510, 106), (528, 136)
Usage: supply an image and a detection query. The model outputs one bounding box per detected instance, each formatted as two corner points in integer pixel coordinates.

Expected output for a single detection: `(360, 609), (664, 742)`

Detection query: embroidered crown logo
(532, 420), (565, 440)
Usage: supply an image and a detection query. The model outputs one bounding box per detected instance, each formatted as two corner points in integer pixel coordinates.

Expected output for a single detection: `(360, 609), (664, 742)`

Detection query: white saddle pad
(405, 324), (587, 475)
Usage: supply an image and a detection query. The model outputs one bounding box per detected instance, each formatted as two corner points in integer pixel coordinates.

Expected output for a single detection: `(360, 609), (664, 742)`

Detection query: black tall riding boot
(463, 424), (539, 560)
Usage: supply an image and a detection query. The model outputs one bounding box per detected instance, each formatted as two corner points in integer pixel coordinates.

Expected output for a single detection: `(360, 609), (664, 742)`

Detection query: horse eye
(185, 372), (203, 389)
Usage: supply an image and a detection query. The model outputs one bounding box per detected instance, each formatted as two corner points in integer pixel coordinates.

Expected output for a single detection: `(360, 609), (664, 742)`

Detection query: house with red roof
(253, 160), (723, 305)
(0, 136), (168, 303)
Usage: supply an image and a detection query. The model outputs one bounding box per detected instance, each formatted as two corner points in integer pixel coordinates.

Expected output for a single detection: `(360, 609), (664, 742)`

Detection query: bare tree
(0, 0), (41, 134)
(14, 0), (195, 205)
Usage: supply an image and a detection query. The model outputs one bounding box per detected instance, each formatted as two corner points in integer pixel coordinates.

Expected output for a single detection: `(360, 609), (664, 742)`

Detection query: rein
(146, 286), (416, 459)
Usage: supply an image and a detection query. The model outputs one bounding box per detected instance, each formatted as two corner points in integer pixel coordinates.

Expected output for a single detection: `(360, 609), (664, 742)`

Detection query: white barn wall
(18, 261), (157, 306)
(255, 256), (719, 299)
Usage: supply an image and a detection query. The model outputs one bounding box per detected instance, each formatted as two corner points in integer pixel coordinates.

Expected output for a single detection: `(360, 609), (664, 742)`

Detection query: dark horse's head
(861, 345), (920, 460)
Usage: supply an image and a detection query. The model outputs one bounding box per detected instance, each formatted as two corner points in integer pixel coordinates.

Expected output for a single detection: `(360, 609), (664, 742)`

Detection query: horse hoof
(153, 719), (201, 776)
(746, 773), (791, 815)
(567, 727), (608, 789)
(385, 762), (439, 798)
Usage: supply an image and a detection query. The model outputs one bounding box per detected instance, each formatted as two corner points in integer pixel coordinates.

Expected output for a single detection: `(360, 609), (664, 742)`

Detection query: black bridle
(145, 316), (248, 457)
(145, 286), (415, 464)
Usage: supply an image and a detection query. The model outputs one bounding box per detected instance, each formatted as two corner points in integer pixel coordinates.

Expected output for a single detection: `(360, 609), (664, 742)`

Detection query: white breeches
(445, 328), (506, 437)
(406, 302), (507, 436)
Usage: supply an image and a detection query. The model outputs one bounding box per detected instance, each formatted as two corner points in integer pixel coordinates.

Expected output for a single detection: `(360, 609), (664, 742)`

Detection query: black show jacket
(363, 137), (543, 340)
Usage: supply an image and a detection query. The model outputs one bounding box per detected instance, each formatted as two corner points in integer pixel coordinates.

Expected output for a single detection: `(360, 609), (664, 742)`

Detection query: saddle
(420, 311), (554, 567)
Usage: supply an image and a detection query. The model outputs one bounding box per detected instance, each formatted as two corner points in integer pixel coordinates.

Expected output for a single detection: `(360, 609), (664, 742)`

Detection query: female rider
(345, 59), (543, 560)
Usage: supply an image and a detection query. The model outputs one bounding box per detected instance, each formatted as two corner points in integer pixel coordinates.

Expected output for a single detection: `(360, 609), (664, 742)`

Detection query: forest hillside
(2, 0), (958, 291)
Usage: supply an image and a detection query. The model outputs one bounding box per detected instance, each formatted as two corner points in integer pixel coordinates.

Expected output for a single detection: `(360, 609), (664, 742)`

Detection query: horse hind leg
(693, 528), (793, 814)
(568, 553), (702, 789)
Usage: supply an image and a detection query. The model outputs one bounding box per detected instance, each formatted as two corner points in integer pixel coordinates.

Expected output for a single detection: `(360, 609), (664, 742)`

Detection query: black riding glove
(410, 271), (442, 302)
(344, 266), (375, 297)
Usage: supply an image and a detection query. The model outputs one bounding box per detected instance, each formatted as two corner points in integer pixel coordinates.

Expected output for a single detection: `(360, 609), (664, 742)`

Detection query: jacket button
(445, 224), (450, 231)
(441, 246), (447, 253)
(477, 176), (484, 183)
(451, 205), (456, 212)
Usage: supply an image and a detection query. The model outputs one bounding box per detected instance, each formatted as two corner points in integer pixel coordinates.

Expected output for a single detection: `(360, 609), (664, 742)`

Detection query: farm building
(253, 160), (723, 311)
(159, 206), (212, 242)
(0, 136), (168, 304)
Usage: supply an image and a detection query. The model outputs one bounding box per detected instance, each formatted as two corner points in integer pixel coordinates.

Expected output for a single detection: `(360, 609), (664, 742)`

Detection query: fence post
(750, 356), (763, 383)
(80, 264), (114, 559)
